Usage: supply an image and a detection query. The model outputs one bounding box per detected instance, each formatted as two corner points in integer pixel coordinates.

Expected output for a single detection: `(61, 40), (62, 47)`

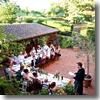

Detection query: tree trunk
(87, 55), (90, 75)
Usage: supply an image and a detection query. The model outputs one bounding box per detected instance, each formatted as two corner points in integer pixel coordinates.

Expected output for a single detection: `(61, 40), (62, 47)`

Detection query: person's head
(24, 69), (29, 74)
(44, 43), (46, 46)
(33, 47), (35, 50)
(38, 54), (40, 57)
(20, 66), (24, 70)
(51, 48), (54, 52)
(49, 82), (56, 89)
(33, 56), (36, 60)
(44, 79), (48, 83)
(20, 52), (23, 55)
(11, 54), (14, 57)
(77, 62), (82, 69)
(46, 49), (48, 52)
(33, 71), (38, 77)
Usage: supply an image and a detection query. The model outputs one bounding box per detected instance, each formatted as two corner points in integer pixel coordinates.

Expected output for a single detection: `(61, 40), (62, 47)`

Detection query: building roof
(2, 23), (59, 41)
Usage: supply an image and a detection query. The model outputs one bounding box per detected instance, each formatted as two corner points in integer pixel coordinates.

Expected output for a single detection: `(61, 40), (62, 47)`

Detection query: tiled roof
(1, 23), (59, 41)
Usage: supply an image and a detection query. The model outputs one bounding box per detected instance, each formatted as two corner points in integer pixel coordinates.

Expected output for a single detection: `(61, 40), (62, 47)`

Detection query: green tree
(73, 34), (95, 78)
(0, 2), (20, 23)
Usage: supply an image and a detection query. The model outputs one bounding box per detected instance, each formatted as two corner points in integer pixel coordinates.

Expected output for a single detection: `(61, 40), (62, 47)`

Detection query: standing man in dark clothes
(71, 62), (85, 95)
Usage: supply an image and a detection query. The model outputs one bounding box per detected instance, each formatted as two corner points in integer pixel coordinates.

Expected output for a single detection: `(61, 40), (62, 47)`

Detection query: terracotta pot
(83, 78), (92, 88)
(73, 46), (79, 52)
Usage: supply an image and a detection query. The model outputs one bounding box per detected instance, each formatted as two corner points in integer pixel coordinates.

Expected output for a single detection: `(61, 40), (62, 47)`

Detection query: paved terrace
(44, 48), (95, 95)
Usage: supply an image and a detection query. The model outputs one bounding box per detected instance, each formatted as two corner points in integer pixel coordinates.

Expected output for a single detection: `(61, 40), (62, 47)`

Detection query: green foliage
(73, 34), (95, 75)
(23, 16), (33, 23)
(0, 76), (22, 95)
(38, 36), (49, 47)
(66, 37), (75, 48)
(62, 84), (74, 95)
(37, 87), (49, 95)
(86, 22), (95, 42)
(8, 42), (25, 56)
(61, 36), (67, 48)
(0, 26), (25, 67)
(0, 2), (19, 23)
(73, 16), (85, 24)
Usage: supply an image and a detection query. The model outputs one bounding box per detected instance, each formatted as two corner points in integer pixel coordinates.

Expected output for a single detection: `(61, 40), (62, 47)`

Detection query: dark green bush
(59, 31), (72, 36)
(23, 17), (33, 23)
(62, 84), (74, 95)
(37, 19), (44, 24)
(66, 37), (75, 48)
(37, 87), (49, 95)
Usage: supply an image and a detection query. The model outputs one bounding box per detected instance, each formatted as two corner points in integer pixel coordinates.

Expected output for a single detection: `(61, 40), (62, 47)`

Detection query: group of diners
(5, 61), (66, 95)
(4, 43), (66, 94)
(9, 43), (61, 68)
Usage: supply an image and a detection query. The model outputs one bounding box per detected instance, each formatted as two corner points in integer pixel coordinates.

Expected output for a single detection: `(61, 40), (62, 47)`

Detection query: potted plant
(73, 34), (95, 88)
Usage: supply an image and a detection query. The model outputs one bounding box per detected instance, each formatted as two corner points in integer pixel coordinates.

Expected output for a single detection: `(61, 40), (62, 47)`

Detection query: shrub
(23, 17), (33, 23)
(37, 87), (49, 95)
(61, 84), (74, 95)
(66, 37), (75, 48)
(59, 31), (72, 36)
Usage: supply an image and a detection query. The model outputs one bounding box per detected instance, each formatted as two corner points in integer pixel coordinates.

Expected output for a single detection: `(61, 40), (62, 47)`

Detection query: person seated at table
(50, 48), (55, 58)
(46, 49), (51, 59)
(31, 56), (37, 67)
(42, 52), (47, 59)
(48, 82), (67, 95)
(36, 54), (42, 64)
(50, 43), (55, 51)
(55, 45), (61, 57)
(5, 63), (17, 78)
(37, 45), (41, 49)
(10, 54), (18, 64)
(23, 69), (33, 81)
(18, 52), (24, 62)
(31, 47), (36, 54)
(42, 79), (49, 89)
(16, 66), (25, 81)
(32, 71), (42, 86)
(26, 71), (42, 93)
(37, 46), (42, 54)
(24, 51), (28, 58)
(43, 43), (49, 50)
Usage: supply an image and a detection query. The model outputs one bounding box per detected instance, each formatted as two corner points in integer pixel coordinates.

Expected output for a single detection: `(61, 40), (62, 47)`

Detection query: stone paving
(44, 48), (95, 95)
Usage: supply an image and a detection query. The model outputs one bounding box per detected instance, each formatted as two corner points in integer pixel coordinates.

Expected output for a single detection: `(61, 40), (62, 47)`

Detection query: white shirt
(43, 45), (49, 50)
(18, 55), (24, 62)
(46, 51), (50, 58)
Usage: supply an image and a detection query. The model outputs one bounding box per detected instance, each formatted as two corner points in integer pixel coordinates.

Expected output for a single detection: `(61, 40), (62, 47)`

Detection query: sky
(10, 0), (62, 11)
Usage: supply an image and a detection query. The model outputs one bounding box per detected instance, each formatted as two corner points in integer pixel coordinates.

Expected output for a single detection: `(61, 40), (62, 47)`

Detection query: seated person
(37, 47), (42, 54)
(6, 63), (16, 77)
(10, 54), (18, 64)
(18, 52), (24, 62)
(36, 54), (42, 64)
(31, 56), (37, 67)
(32, 47), (36, 54)
(26, 71), (42, 93)
(16, 66), (25, 81)
(45, 49), (51, 59)
(43, 43), (49, 50)
(55, 45), (61, 57)
(24, 51), (28, 58)
(31, 72), (42, 93)
(42, 79), (49, 89)
(23, 69), (33, 81)
(50, 43), (55, 51)
(50, 48), (55, 58)
(48, 82), (67, 95)
(42, 52), (47, 59)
